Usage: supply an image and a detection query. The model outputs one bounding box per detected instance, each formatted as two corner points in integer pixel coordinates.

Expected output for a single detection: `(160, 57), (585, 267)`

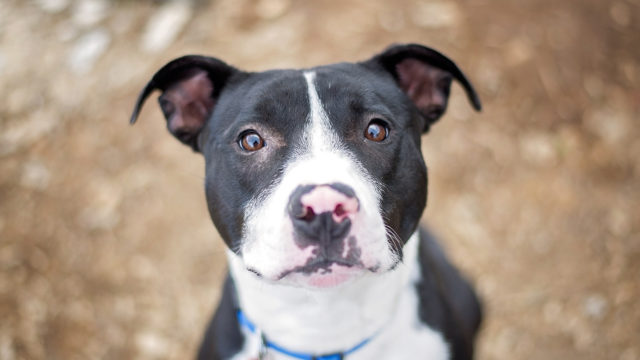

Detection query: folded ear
(130, 56), (238, 151)
(364, 44), (482, 132)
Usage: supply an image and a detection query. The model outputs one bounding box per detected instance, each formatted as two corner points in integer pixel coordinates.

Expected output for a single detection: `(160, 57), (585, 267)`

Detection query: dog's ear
(364, 44), (482, 132)
(130, 56), (238, 151)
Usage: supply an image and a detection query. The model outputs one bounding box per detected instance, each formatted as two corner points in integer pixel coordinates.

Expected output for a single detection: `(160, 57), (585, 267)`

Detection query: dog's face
(131, 44), (480, 288)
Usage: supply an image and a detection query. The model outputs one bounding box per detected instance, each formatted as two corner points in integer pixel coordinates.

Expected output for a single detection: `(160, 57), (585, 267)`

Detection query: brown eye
(364, 119), (389, 142)
(239, 131), (265, 151)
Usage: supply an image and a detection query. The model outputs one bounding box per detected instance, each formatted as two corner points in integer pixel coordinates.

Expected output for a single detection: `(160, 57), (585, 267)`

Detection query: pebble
(411, 1), (460, 28)
(583, 294), (608, 320)
(610, 2), (631, 27)
(141, 1), (192, 53)
(519, 132), (556, 166)
(0, 333), (15, 360)
(72, 0), (109, 28)
(256, 0), (292, 20)
(68, 28), (111, 74)
(35, 0), (70, 13)
(20, 160), (51, 191)
(584, 106), (630, 144)
(607, 209), (631, 237)
(476, 59), (502, 95)
(505, 38), (533, 66)
(136, 331), (169, 358)
(0, 109), (56, 156)
(78, 179), (122, 231)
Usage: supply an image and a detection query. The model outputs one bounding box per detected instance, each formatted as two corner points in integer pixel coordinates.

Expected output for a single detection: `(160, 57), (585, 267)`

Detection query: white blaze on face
(239, 71), (397, 284)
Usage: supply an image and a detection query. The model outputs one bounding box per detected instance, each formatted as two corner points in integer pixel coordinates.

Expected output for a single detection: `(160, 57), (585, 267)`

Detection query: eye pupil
(365, 120), (388, 142)
(240, 131), (265, 151)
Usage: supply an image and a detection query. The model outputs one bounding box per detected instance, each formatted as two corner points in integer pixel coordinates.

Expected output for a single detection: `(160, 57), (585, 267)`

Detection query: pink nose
(297, 185), (359, 223)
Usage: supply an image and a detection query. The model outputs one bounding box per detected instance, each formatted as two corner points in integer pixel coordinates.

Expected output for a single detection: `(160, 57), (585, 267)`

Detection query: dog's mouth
(277, 258), (366, 280)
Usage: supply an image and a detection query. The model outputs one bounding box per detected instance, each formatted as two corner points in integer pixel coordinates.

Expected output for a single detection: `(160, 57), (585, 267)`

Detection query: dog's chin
(278, 263), (366, 288)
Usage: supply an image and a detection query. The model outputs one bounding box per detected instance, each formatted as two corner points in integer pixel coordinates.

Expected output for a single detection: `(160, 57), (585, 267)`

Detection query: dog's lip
(246, 258), (393, 281)
(276, 258), (375, 280)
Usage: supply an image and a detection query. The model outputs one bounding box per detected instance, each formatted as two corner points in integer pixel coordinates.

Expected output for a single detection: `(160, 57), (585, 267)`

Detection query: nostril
(298, 206), (316, 222)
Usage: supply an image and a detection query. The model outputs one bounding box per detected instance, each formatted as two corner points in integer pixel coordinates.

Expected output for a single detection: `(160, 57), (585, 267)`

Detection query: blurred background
(0, 0), (638, 359)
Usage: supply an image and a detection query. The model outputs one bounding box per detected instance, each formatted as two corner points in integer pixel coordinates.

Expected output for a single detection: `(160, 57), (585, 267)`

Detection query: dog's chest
(229, 235), (450, 360)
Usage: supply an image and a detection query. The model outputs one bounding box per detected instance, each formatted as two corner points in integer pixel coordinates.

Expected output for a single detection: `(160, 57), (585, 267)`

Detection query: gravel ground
(0, 0), (639, 359)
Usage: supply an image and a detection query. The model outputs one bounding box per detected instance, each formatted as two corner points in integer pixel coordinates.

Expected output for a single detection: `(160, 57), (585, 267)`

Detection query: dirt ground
(0, 0), (639, 359)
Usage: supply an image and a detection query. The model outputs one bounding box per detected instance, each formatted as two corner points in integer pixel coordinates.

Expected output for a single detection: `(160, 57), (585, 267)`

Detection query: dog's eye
(239, 131), (265, 151)
(364, 119), (389, 142)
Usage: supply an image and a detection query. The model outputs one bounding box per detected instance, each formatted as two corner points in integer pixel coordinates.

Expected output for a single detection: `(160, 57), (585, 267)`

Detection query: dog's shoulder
(197, 275), (244, 360)
(415, 228), (483, 360)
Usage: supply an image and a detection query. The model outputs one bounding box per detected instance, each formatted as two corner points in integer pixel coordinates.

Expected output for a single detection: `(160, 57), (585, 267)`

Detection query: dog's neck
(227, 231), (420, 355)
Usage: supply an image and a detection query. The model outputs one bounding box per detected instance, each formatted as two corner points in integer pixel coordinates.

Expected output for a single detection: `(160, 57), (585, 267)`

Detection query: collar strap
(236, 309), (374, 360)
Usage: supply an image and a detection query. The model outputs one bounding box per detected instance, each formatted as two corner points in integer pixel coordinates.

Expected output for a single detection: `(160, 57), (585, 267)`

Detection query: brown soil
(1, 0), (638, 359)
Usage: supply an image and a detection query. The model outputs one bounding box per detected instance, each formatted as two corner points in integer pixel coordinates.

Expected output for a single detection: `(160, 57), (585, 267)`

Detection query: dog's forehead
(213, 69), (310, 130)
(207, 62), (407, 148)
(311, 63), (410, 127)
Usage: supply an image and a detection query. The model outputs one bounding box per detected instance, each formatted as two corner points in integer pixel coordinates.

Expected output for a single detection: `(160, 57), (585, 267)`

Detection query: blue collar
(236, 309), (375, 360)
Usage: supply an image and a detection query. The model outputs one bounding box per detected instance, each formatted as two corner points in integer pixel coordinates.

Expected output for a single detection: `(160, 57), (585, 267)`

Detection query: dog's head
(131, 44), (481, 288)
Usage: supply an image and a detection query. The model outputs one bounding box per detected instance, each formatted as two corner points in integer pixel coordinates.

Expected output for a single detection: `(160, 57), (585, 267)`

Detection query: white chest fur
(228, 232), (450, 360)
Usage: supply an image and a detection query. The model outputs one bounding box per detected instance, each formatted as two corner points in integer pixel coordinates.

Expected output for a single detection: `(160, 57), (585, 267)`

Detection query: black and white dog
(130, 44), (483, 360)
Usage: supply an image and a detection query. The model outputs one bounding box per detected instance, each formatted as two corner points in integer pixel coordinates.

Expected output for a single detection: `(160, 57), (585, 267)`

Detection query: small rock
(136, 331), (169, 358)
(68, 28), (111, 74)
(20, 161), (51, 191)
(584, 106), (630, 144)
(610, 2), (631, 27)
(476, 59), (502, 95)
(607, 209), (631, 237)
(411, 1), (460, 28)
(583, 294), (608, 320)
(0, 333), (15, 360)
(620, 60), (637, 85)
(0, 109), (56, 156)
(256, 0), (292, 19)
(35, 0), (70, 13)
(519, 133), (556, 166)
(141, 1), (193, 53)
(79, 179), (122, 231)
(505, 38), (533, 66)
(72, 0), (109, 28)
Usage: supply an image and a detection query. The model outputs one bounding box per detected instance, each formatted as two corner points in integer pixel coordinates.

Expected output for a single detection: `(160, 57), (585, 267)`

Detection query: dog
(130, 43), (483, 360)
